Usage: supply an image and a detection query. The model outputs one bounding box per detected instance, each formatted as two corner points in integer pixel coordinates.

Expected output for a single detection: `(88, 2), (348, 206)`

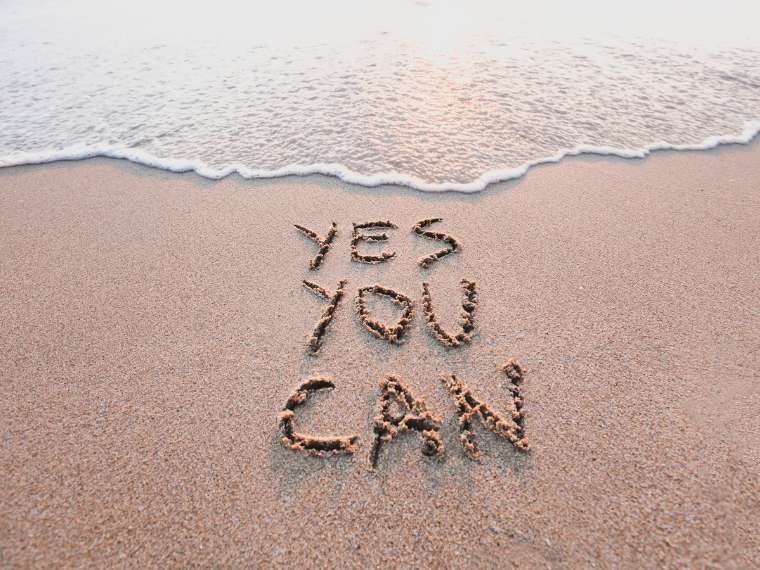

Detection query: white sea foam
(1, 0), (759, 192)
(2, 121), (758, 193)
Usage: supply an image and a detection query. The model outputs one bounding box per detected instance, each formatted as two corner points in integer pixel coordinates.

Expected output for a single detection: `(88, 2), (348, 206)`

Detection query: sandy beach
(1, 143), (759, 568)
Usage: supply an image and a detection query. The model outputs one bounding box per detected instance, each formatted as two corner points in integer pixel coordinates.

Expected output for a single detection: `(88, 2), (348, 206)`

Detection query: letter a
(369, 374), (444, 469)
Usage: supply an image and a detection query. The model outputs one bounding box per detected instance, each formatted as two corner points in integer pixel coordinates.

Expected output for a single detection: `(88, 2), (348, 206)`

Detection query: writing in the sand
(280, 219), (530, 470)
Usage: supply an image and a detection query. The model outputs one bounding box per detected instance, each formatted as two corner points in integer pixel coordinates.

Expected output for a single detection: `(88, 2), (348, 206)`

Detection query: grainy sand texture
(1, 143), (759, 568)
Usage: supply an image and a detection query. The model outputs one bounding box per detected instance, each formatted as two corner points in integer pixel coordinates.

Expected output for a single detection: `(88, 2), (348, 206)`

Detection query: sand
(1, 142), (759, 568)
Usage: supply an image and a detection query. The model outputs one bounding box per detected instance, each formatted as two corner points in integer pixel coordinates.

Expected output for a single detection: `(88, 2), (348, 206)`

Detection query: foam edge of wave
(1, 121), (758, 193)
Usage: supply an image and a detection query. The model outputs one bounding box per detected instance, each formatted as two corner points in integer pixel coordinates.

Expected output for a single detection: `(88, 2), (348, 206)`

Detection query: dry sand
(1, 143), (759, 568)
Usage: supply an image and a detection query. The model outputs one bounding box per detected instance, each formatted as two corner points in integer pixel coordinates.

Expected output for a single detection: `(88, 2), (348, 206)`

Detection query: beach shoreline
(1, 143), (759, 568)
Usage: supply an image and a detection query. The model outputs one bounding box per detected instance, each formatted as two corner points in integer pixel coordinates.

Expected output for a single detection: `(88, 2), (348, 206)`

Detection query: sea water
(1, 0), (759, 192)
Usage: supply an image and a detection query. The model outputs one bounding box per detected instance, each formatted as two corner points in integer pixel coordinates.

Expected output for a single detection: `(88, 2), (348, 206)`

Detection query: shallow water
(1, 0), (759, 190)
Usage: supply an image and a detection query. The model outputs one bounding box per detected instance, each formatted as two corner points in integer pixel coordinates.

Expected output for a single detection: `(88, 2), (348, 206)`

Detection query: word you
(279, 361), (529, 469)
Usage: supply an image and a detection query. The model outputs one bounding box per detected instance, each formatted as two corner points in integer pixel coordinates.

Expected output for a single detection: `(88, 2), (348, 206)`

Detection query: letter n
(442, 360), (529, 458)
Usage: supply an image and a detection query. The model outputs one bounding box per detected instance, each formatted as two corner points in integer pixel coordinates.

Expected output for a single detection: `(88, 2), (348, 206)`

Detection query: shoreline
(1, 120), (759, 193)
(1, 142), (759, 567)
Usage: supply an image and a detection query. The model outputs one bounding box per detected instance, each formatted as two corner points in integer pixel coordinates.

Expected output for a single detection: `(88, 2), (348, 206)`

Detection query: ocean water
(1, 0), (759, 192)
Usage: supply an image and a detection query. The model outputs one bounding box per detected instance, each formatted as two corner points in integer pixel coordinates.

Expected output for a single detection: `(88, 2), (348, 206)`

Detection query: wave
(1, 121), (758, 193)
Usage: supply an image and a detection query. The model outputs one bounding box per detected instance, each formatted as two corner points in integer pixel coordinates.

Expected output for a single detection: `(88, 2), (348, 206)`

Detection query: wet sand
(1, 143), (759, 568)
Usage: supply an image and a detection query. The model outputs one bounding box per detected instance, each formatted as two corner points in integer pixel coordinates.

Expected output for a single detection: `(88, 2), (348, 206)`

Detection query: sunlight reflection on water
(1, 0), (759, 187)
